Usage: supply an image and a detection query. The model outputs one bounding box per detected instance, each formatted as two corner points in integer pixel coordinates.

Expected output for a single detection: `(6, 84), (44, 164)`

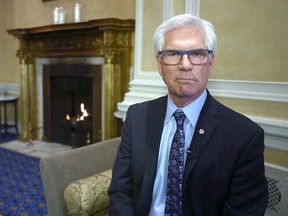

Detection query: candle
(74, 3), (81, 23)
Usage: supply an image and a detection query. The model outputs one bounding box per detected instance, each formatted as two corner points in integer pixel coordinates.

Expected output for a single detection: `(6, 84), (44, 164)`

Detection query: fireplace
(43, 63), (102, 147)
(8, 18), (134, 143)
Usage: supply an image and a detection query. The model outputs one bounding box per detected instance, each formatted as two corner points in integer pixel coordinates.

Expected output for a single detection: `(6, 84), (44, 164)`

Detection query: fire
(66, 103), (89, 123)
(79, 103), (88, 120)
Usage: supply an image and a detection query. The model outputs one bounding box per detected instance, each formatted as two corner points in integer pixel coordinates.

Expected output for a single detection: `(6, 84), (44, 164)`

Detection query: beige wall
(140, 1), (287, 115)
(201, 0), (288, 82)
(142, 0), (288, 82)
(0, 0), (135, 83)
(141, 0), (162, 71)
(199, 0), (288, 167)
(138, 0), (288, 168)
(0, 0), (16, 83)
(14, 0), (135, 28)
(141, 0), (187, 72)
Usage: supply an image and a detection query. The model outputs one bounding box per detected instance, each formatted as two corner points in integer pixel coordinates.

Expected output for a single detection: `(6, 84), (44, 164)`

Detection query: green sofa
(40, 137), (120, 216)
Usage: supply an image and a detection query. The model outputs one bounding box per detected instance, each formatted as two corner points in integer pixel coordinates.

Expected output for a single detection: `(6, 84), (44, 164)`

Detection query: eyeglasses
(158, 49), (213, 65)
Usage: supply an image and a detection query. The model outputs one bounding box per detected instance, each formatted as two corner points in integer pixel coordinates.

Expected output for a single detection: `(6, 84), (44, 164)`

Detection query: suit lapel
(183, 93), (219, 188)
(140, 96), (167, 215)
(146, 96), (167, 155)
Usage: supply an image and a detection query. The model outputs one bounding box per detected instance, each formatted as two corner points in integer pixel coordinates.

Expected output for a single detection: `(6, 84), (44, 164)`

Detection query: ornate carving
(18, 52), (34, 65)
(31, 35), (103, 51)
(104, 31), (114, 46)
(118, 32), (129, 47)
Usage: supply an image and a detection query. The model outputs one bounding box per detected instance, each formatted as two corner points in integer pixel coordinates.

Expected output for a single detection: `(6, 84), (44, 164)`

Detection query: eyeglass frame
(158, 49), (214, 66)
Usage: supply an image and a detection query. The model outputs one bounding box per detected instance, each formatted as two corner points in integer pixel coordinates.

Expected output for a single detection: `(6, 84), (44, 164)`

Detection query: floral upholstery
(64, 169), (112, 216)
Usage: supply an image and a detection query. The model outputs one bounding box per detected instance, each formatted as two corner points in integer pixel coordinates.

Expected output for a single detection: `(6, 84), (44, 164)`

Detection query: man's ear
(209, 54), (215, 69)
(157, 58), (163, 76)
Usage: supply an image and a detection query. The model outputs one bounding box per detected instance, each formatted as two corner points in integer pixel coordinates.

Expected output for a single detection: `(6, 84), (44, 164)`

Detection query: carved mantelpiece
(8, 18), (134, 142)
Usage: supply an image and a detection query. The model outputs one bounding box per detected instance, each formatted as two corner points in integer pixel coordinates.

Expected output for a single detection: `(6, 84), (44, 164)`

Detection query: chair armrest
(40, 137), (120, 216)
(64, 169), (112, 216)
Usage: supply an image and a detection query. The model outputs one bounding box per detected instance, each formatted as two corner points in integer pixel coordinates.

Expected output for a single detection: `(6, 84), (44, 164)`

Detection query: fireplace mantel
(8, 18), (135, 142)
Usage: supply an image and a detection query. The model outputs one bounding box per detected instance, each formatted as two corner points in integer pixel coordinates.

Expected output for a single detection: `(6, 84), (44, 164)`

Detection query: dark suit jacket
(108, 91), (268, 216)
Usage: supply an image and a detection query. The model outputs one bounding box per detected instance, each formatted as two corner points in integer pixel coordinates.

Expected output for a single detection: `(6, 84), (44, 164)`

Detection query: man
(108, 14), (268, 216)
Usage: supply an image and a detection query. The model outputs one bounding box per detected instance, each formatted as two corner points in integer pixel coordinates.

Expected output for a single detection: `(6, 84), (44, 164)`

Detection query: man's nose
(180, 54), (193, 68)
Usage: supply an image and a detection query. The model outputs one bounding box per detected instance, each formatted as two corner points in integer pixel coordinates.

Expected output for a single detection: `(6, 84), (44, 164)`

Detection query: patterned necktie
(165, 110), (186, 216)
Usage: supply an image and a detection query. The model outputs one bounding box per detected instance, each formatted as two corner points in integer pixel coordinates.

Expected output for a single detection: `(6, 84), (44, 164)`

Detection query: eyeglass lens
(161, 49), (211, 65)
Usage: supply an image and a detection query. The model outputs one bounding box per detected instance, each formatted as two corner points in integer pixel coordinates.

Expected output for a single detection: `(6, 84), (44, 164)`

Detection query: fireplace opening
(43, 64), (102, 147)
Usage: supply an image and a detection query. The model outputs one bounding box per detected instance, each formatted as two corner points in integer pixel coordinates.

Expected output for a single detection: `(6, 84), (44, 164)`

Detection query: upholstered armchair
(40, 137), (120, 216)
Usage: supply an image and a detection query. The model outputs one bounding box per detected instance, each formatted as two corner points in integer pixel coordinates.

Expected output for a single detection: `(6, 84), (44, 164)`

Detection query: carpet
(0, 147), (47, 216)
(0, 133), (18, 144)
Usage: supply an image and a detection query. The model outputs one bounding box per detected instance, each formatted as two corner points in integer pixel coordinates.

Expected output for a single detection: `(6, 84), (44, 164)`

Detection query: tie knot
(173, 110), (186, 126)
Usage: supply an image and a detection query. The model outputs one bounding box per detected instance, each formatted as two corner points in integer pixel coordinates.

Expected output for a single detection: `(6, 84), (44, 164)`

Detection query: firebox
(43, 64), (102, 147)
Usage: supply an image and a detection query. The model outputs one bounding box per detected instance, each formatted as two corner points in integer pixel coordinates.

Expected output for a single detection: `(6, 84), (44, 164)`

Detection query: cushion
(64, 169), (112, 216)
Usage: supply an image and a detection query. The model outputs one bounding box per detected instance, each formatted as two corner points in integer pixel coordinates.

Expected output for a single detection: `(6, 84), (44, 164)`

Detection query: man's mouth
(176, 78), (196, 83)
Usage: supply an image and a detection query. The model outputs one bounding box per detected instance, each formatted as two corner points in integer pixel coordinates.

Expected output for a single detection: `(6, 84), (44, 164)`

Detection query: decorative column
(18, 56), (30, 142)
(103, 52), (116, 140)
(18, 52), (39, 143)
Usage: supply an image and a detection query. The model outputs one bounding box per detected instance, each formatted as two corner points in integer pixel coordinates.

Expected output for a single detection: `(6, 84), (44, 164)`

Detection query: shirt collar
(164, 90), (207, 128)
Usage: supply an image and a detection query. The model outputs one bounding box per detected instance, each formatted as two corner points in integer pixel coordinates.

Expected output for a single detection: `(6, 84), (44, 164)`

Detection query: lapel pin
(199, 129), (205, 135)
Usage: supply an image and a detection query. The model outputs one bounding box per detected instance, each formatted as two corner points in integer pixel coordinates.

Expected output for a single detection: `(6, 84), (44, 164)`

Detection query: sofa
(40, 137), (121, 216)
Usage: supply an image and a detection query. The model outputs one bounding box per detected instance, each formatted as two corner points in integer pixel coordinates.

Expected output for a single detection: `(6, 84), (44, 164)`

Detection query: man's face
(157, 26), (215, 107)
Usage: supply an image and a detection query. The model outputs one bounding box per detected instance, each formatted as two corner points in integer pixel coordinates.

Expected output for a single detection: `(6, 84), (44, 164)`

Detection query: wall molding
(0, 83), (20, 95)
(134, 0), (200, 77)
(118, 72), (288, 114)
(116, 72), (288, 152)
(186, 0), (200, 16)
(207, 79), (288, 103)
(249, 115), (288, 152)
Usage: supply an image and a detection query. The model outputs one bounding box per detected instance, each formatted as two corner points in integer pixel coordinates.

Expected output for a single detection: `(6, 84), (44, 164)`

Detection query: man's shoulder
(129, 95), (167, 110)
(210, 96), (262, 131)
(124, 95), (167, 125)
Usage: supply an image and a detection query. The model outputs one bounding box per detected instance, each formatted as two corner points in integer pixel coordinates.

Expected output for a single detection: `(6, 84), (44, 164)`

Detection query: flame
(80, 103), (85, 112)
(83, 109), (88, 117)
(66, 103), (89, 122)
(80, 103), (88, 119)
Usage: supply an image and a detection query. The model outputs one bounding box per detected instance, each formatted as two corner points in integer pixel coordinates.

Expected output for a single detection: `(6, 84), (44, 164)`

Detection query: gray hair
(153, 14), (217, 58)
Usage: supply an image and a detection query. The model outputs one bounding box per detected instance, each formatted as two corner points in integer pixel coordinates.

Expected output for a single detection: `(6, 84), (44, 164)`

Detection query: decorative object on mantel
(52, 3), (81, 24)
(74, 3), (81, 23)
(7, 18), (135, 143)
(53, 6), (66, 24)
